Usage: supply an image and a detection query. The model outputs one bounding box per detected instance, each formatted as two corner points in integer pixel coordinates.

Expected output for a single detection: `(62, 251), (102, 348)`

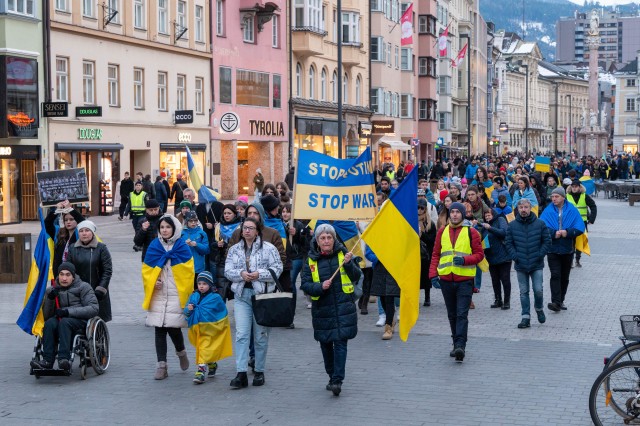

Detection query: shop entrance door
(237, 143), (249, 196)
(20, 160), (37, 220)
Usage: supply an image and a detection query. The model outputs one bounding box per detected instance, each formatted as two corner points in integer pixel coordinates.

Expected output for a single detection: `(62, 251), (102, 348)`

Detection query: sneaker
(453, 347), (465, 362)
(30, 359), (53, 370)
(375, 315), (386, 327)
(207, 362), (217, 378)
(252, 372), (265, 386)
(517, 319), (531, 329)
(326, 380), (333, 391)
(536, 310), (546, 324)
(193, 368), (206, 384)
(306, 303), (312, 309)
(58, 358), (71, 371)
(118, 216), (123, 221)
(547, 302), (561, 312)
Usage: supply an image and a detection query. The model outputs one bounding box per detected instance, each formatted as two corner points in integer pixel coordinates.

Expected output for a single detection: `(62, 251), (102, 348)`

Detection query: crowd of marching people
(32, 149), (614, 395)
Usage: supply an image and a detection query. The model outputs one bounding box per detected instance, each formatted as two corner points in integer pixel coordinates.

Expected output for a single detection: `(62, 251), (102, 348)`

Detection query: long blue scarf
(539, 201), (585, 232)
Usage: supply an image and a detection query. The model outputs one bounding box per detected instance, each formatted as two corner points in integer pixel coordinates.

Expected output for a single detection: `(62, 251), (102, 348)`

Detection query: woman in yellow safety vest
(300, 223), (361, 397)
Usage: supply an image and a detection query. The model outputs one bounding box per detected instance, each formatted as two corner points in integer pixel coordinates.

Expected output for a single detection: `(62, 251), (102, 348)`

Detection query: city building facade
(612, 54), (640, 154)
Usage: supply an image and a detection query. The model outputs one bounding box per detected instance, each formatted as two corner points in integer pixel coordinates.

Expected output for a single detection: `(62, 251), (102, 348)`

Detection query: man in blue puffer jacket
(490, 176), (512, 208)
(505, 198), (551, 329)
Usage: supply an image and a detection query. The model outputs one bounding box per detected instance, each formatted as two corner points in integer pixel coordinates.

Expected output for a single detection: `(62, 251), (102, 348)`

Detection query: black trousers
(357, 267), (373, 311)
(42, 317), (86, 362)
(489, 261), (512, 302)
(154, 327), (186, 362)
(547, 253), (574, 305)
(380, 296), (396, 326)
(119, 196), (129, 218)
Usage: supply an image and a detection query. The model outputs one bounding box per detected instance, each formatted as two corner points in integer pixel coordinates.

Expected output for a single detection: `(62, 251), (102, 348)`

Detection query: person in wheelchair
(30, 262), (99, 371)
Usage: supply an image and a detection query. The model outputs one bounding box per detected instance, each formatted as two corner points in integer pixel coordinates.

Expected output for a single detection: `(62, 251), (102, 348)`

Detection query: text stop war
(308, 192), (376, 209)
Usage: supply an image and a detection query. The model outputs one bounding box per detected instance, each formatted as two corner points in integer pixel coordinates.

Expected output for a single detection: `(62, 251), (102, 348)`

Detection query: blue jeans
(319, 339), (348, 384)
(290, 259), (303, 295)
(517, 269), (544, 319)
(233, 288), (270, 373)
(440, 279), (474, 348)
(474, 266), (482, 290)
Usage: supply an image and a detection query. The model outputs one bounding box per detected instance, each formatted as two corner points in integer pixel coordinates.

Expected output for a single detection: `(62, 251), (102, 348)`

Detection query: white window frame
(400, 94), (412, 118)
(55, 0), (68, 12)
(386, 43), (392, 67)
(391, 92), (397, 117)
(177, 1), (187, 31)
(309, 66), (315, 99)
(158, 71), (167, 111)
(134, 0), (145, 29)
(320, 68), (327, 101)
(82, 60), (95, 105)
(332, 71), (338, 102)
(83, 0), (95, 17)
(355, 76), (361, 106)
(177, 74), (186, 110)
(272, 15), (279, 48)
(56, 57), (69, 102)
(195, 5), (204, 42)
(9, 0), (35, 16)
(371, 0), (381, 12)
(296, 63), (302, 97)
(195, 77), (204, 114)
(134, 68), (144, 109)
(371, 37), (383, 61)
(384, 91), (390, 116)
(401, 47), (412, 71)
(394, 45), (399, 69)
(108, 64), (119, 107)
(626, 79), (636, 87)
(108, 0), (120, 23)
(343, 73), (348, 103)
(371, 87), (383, 113)
(626, 97), (636, 112)
(216, 0), (225, 36)
(342, 12), (360, 44)
(243, 16), (255, 43)
(418, 99), (427, 120)
(158, 0), (168, 34)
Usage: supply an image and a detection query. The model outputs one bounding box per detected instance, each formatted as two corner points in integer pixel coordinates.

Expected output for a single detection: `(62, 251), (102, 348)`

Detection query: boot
(230, 372), (248, 388)
(575, 259), (582, 268)
(252, 372), (265, 386)
(154, 361), (168, 380)
(176, 349), (189, 371)
(382, 324), (393, 340)
(490, 299), (503, 308)
(501, 297), (510, 310)
(517, 318), (531, 329)
(330, 381), (342, 396)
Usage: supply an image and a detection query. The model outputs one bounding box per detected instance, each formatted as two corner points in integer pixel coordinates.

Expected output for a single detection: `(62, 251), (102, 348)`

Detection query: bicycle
(603, 316), (640, 370)
(590, 316), (640, 425)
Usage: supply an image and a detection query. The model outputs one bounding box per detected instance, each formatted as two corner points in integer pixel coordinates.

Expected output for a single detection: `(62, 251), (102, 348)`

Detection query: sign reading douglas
(36, 168), (89, 207)
(293, 148), (377, 221)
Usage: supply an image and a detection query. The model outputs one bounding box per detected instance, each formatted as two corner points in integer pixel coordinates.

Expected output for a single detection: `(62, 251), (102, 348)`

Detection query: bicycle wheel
(589, 361), (640, 425)
(605, 342), (640, 370)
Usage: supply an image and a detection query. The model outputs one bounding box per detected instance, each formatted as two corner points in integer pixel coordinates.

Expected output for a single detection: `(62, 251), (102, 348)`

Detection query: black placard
(174, 110), (194, 124)
(76, 106), (102, 117)
(42, 102), (68, 117)
(36, 168), (90, 207)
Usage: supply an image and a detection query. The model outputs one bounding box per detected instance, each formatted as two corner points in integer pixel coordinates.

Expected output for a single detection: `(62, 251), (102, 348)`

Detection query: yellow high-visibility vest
(436, 225), (476, 278)
(308, 251), (353, 301)
(568, 193), (588, 222)
(130, 191), (147, 214)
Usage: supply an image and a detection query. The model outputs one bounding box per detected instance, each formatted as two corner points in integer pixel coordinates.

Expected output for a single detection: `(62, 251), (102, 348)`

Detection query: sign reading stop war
(293, 148), (377, 221)
(36, 168), (90, 207)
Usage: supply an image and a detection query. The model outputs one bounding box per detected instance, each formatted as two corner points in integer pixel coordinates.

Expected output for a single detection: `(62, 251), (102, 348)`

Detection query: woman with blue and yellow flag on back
(142, 214), (194, 380)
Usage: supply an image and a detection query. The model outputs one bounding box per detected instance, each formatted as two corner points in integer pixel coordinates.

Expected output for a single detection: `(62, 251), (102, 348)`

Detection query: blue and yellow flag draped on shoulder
(142, 237), (194, 310)
(264, 216), (287, 248)
(361, 168), (420, 341)
(186, 145), (220, 203)
(294, 148), (377, 221)
(17, 209), (54, 336)
(184, 292), (233, 364)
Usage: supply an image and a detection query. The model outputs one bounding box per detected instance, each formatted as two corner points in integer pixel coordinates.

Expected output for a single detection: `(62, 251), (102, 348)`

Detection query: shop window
(236, 69), (269, 107)
(4, 56), (39, 138)
(0, 159), (19, 223)
(160, 149), (205, 190)
(219, 67), (232, 104)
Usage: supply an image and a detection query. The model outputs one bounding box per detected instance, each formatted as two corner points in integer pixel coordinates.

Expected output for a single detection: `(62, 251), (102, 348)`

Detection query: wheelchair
(30, 317), (110, 380)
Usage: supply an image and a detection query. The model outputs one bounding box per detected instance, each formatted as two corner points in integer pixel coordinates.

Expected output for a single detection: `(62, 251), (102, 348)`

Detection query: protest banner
(36, 168), (89, 207)
(293, 148), (377, 221)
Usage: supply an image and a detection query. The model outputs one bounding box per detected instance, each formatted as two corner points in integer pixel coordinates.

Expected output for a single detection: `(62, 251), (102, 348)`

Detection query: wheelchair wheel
(88, 318), (110, 375)
(31, 336), (42, 379)
(79, 359), (87, 380)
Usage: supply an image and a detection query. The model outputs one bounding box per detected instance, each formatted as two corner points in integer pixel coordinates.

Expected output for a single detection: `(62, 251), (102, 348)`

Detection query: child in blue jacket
(181, 211), (210, 289)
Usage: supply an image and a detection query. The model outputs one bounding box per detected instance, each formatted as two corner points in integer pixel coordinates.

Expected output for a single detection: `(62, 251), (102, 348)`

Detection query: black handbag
(251, 269), (294, 327)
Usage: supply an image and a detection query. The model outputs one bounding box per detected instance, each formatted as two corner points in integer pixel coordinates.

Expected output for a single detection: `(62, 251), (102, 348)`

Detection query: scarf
(469, 197), (483, 212)
(539, 201), (585, 233)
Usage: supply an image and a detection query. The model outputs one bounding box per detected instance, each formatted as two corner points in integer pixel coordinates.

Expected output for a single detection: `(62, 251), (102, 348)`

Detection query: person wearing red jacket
(429, 202), (484, 362)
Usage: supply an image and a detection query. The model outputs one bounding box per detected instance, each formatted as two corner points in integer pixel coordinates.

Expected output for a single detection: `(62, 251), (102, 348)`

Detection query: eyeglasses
(242, 226), (257, 231)
(418, 207), (426, 211)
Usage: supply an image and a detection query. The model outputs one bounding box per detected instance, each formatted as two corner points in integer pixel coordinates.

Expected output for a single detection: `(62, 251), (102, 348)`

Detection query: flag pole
(327, 234), (365, 282)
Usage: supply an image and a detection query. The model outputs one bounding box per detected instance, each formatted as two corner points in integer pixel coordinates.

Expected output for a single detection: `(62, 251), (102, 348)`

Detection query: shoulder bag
(251, 268), (294, 327)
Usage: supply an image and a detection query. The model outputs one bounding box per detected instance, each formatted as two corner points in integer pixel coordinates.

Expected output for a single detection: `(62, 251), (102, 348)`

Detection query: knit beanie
(179, 200), (192, 209)
(77, 220), (97, 234)
(58, 262), (76, 277)
(552, 186), (566, 198)
(197, 271), (214, 288)
(260, 194), (280, 213)
(449, 202), (466, 214)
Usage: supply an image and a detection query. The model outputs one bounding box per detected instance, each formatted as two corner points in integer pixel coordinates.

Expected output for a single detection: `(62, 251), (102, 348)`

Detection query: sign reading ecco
(174, 110), (194, 124)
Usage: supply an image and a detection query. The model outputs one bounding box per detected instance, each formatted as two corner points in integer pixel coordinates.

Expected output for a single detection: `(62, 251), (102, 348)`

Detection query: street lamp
(516, 60), (529, 155)
(566, 94), (572, 155)
(461, 33), (471, 159)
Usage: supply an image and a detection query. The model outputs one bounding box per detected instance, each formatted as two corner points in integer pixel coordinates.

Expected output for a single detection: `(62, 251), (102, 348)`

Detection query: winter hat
(234, 200), (248, 210)
(449, 202), (466, 214)
(417, 198), (429, 208)
(223, 204), (237, 216)
(417, 188), (426, 197)
(237, 195), (249, 204)
(450, 181), (462, 192)
(493, 176), (504, 186)
(135, 180), (143, 186)
(184, 211), (198, 222)
(260, 194), (280, 212)
(197, 271), (214, 288)
(571, 178), (581, 186)
(552, 186), (566, 198)
(58, 261), (76, 278)
(176, 173), (183, 179)
(179, 200), (192, 209)
(145, 199), (160, 209)
(160, 171), (167, 178)
(562, 178), (572, 186)
(460, 178), (468, 185)
(439, 190), (449, 202)
(77, 220), (96, 234)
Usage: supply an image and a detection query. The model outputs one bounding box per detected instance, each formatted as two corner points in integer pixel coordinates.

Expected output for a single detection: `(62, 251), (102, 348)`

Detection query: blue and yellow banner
(17, 209), (54, 337)
(184, 291), (233, 364)
(294, 148), (377, 221)
(361, 168), (421, 341)
(535, 156), (551, 173)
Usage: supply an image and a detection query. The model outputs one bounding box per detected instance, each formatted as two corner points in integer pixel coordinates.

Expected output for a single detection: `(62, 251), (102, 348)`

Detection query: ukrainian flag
(142, 237), (194, 310)
(186, 145), (220, 204)
(362, 168), (420, 341)
(535, 156), (551, 173)
(16, 209), (54, 336)
(264, 216), (287, 248)
(184, 292), (233, 364)
(316, 220), (366, 269)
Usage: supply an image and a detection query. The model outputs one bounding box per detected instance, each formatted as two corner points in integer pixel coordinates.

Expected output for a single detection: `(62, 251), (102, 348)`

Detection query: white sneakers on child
(375, 315), (386, 327)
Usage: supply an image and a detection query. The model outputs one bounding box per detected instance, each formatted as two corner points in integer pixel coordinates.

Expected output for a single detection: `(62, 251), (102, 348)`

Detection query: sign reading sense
(293, 148), (377, 221)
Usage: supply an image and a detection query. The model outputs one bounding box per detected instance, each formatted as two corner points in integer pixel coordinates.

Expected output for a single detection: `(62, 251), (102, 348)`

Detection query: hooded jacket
(181, 225), (210, 273)
(482, 212), (510, 265)
(300, 239), (361, 343)
(505, 210), (551, 272)
(43, 276), (99, 321)
(491, 185), (512, 208)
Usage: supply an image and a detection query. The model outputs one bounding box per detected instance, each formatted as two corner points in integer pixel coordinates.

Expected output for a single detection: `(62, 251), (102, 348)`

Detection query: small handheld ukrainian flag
(186, 145), (220, 203)
(16, 209), (54, 337)
(361, 168), (420, 341)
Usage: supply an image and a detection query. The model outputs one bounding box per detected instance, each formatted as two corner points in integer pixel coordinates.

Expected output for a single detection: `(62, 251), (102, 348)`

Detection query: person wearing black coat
(170, 174), (188, 216)
(133, 199), (163, 261)
(44, 200), (85, 275)
(142, 174), (156, 199)
(300, 224), (361, 396)
(481, 209), (512, 310)
(67, 220), (113, 322)
(505, 199), (551, 329)
(119, 172), (134, 220)
(154, 176), (168, 213)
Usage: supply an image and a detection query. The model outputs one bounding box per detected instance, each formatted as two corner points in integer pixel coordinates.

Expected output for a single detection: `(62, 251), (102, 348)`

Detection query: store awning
(55, 143), (124, 151)
(160, 143), (207, 150)
(378, 136), (411, 151)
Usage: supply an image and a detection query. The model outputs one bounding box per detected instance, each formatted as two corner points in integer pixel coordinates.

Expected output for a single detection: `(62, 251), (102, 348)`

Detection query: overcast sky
(567, 0), (639, 5)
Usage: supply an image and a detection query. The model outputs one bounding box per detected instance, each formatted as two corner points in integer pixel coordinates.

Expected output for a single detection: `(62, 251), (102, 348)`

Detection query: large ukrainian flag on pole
(186, 145), (220, 203)
(361, 168), (420, 341)
(17, 209), (54, 336)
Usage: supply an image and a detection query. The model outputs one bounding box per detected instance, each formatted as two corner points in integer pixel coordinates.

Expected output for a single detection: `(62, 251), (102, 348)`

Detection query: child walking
(184, 271), (233, 384)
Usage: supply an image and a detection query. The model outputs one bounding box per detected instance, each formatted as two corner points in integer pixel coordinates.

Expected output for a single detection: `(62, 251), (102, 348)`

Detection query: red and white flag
(438, 25), (449, 57)
(451, 42), (468, 68)
(400, 3), (414, 46)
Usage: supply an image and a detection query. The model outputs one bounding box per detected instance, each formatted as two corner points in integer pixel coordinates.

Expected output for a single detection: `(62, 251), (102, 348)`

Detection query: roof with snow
(617, 59), (638, 74)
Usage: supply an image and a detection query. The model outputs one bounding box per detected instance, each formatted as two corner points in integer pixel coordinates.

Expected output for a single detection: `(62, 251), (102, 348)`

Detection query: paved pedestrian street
(0, 197), (637, 425)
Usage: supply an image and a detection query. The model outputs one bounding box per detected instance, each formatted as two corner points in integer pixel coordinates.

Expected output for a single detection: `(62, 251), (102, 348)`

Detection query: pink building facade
(416, 0), (439, 163)
(211, 0), (288, 199)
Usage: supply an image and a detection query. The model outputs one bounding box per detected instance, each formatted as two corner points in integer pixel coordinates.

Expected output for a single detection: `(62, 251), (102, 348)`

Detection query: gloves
(55, 309), (69, 318)
(95, 286), (107, 301)
(47, 287), (60, 300)
(453, 256), (465, 266)
(431, 277), (441, 289)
